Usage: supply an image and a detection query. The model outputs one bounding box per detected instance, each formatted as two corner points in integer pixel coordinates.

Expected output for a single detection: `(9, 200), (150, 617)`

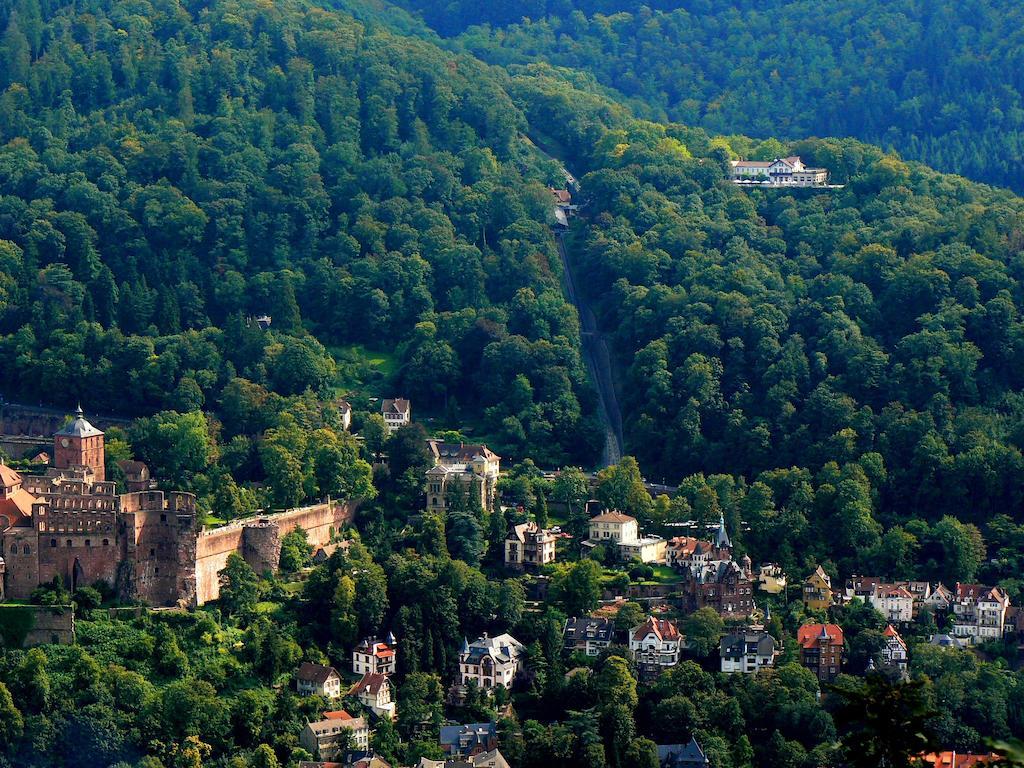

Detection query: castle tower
(715, 513), (732, 551)
(54, 405), (105, 480)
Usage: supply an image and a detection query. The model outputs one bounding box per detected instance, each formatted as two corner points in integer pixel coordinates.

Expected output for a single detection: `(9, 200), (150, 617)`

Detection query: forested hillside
(508, 71), (1024, 592)
(396, 0), (1024, 192)
(0, 0), (604, 466)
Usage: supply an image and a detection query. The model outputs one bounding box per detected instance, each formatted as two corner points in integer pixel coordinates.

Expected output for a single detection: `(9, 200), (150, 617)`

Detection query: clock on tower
(53, 405), (106, 480)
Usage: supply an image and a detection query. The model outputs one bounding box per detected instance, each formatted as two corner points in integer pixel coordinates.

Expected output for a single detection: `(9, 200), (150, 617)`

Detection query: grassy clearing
(330, 344), (400, 397)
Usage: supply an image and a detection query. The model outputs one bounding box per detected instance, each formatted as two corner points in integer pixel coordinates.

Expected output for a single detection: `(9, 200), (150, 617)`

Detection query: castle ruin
(1, 408), (354, 607)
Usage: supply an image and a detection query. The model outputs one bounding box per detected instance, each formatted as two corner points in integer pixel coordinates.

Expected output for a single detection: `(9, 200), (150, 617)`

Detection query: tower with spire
(53, 404), (105, 480)
(715, 512), (732, 556)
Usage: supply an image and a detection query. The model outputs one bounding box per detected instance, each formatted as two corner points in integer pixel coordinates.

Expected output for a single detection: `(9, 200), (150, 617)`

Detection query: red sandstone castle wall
(2, 528), (40, 599)
(194, 501), (354, 605)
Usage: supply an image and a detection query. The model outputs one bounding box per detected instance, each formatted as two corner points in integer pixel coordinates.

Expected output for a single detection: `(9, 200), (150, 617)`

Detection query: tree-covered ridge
(509, 72), (1024, 588)
(408, 0), (1024, 192)
(0, 0), (601, 465)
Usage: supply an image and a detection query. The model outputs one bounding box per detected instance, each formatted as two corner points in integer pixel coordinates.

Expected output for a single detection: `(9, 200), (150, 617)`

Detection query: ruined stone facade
(1, 411), (355, 607)
(3, 462), (199, 605)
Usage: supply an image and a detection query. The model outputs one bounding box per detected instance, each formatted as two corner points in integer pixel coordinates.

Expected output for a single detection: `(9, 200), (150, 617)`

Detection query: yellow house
(803, 565), (833, 611)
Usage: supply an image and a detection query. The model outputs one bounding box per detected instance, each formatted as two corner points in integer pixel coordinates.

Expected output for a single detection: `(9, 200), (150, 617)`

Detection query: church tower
(54, 405), (105, 480)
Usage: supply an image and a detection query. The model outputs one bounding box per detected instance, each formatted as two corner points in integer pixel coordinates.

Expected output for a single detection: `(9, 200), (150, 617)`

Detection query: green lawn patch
(329, 344), (401, 397)
(647, 565), (681, 584)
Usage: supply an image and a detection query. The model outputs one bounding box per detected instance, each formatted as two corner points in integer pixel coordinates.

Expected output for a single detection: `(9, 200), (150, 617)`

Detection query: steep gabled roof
(875, 584), (914, 599)
(806, 565), (831, 587)
(381, 398), (410, 416)
(797, 623), (844, 648)
(351, 672), (389, 697)
(0, 464), (23, 488)
(657, 738), (709, 767)
(883, 625), (907, 650)
(297, 662), (340, 685)
(632, 616), (680, 643)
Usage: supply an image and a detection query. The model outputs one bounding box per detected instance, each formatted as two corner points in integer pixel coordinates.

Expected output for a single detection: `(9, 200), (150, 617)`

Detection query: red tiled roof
(357, 641), (395, 658)
(0, 464), (23, 488)
(323, 710), (355, 721)
(796, 623), (844, 649)
(632, 616), (680, 643)
(919, 753), (1001, 768)
(0, 488), (36, 530)
(883, 624), (907, 648)
(956, 583), (1008, 603)
(668, 536), (710, 555)
(876, 585), (914, 599)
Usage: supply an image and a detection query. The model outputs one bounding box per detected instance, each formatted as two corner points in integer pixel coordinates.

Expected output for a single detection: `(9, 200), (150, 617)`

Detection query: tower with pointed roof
(54, 405), (105, 480)
(715, 513), (732, 552)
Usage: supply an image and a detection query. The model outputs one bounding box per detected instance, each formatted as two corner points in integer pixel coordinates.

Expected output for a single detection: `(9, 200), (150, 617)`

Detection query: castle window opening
(66, 539), (72, 547)
(85, 539), (91, 547)
(22, 545), (29, 554)
(149, 548), (155, 556)
(50, 539), (57, 548)
(102, 539), (109, 546)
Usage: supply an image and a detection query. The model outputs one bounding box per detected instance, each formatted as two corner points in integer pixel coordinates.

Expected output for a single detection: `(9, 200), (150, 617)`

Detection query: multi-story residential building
(353, 634), (397, 676)
(419, 749), (510, 768)
(300, 710), (370, 759)
(803, 566), (834, 611)
(797, 623), (845, 683)
(672, 517), (753, 619)
(438, 722), (498, 757)
(618, 534), (667, 564)
(504, 521), (556, 571)
(657, 738), (710, 768)
(587, 510), (666, 564)
(730, 156), (829, 186)
(952, 584), (1010, 645)
(380, 398), (411, 432)
(425, 441), (500, 514)
(351, 672), (396, 721)
(870, 585), (915, 623)
(630, 617), (682, 679)
(296, 662), (343, 698)
(757, 563), (787, 594)
(894, 580), (932, 607)
(665, 536), (705, 568)
(719, 631), (777, 674)
(589, 510), (639, 545)
(563, 616), (616, 657)
(458, 633), (526, 692)
(923, 583), (954, 614)
(845, 575), (885, 601)
(680, 559), (756, 619)
(880, 624), (908, 675)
